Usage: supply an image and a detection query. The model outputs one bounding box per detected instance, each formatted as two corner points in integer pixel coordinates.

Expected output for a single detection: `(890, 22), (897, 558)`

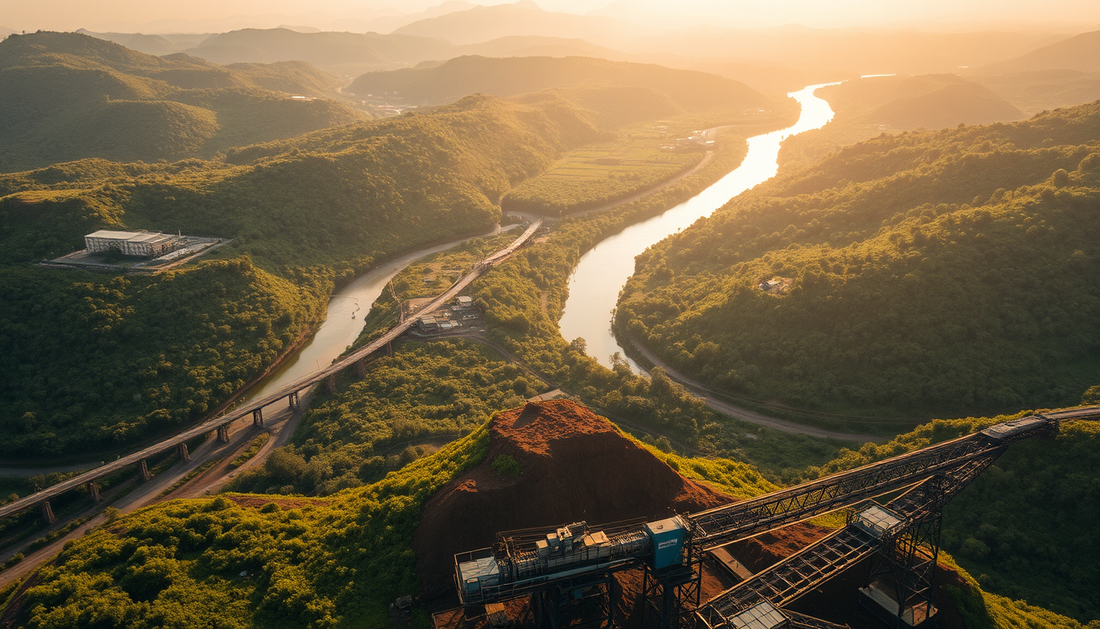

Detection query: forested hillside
(8, 404), (1094, 628)
(0, 93), (605, 456)
(0, 32), (366, 171)
(618, 102), (1100, 418)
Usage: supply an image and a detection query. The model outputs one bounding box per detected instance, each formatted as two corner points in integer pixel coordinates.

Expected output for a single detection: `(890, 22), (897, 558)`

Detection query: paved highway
(0, 219), (543, 521)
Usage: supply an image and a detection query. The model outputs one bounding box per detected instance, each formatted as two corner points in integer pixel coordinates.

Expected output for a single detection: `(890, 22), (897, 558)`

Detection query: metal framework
(447, 407), (1100, 628)
(641, 557), (703, 629)
(532, 569), (618, 629)
(694, 453), (1002, 629)
(688, 435), (1020, 551)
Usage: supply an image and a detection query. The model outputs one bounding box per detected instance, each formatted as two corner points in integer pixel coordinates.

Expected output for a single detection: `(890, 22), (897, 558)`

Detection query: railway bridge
(0, 220), (543, 525)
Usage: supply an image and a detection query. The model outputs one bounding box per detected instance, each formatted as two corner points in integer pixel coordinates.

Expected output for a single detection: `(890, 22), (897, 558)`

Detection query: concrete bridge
(0, 220), (543, 525)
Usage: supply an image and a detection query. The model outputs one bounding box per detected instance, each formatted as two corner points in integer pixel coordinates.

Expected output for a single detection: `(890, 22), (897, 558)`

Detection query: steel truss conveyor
(686, 413), (1069, 551)
(451, 406), (1100, 625)
(695, 453), (1000, 628)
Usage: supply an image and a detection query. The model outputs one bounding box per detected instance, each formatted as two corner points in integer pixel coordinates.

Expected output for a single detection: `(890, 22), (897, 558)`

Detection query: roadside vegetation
(0, 92), (609, 457)
(617, 102), (1100, 420)
(228, 339), (532, 495)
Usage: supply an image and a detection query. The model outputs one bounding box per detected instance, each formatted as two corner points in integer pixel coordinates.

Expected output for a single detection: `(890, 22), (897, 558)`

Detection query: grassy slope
(0, 94), (603, 457)
(617, 102), (1100, 420)
(0, 32), (365, 171)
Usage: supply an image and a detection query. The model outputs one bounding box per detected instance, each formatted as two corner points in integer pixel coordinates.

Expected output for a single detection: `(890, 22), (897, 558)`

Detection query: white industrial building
(84, 230), (182, 258)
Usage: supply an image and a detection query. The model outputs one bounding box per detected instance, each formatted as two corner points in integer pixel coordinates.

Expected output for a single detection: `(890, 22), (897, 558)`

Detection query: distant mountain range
(179, 28), (452, 77)
(345, 55), (771, 114)
(977, 30), (1100, 75)
(817, 74), (1026, 130)
(393, 0), (649, 47)
(0, 31), (365, 171)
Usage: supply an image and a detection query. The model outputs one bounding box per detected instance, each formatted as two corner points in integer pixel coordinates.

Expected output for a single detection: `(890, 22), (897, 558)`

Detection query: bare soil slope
(413, 400), (732, 600)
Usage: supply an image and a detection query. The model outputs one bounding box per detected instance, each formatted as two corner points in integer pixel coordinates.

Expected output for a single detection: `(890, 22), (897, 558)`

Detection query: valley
(1, 8), (1099, 629)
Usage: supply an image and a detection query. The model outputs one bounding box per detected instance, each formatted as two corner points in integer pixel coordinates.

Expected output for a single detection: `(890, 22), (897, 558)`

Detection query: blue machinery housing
(451, 407), (1100, 628)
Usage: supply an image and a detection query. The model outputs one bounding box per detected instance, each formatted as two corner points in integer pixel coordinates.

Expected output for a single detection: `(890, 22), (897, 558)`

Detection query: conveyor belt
(695, 454), (999, 629)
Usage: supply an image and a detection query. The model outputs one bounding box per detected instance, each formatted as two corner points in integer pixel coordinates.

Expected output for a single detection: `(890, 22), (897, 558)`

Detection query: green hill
(867, 81), (1025, 129)
(979, 30), (1100, 75)
(617, 101), (1100, 419)
(0, 93), (603, 456)
(816, 74), (1026, 130)
(346, 55), (771, 113)
(0, 31), (366, 171)
(181, 28), (454, 77)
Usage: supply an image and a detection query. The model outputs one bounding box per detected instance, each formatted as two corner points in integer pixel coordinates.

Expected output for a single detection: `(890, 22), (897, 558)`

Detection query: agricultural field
(502, 121), (710, 217)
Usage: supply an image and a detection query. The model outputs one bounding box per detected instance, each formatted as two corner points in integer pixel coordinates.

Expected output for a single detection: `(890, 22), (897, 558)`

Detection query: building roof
(86, 230), (176, 244)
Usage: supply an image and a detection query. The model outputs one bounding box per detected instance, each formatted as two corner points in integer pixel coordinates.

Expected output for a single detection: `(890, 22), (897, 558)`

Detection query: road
(0, 219), (542, 522)
(626, 341), (885, 443)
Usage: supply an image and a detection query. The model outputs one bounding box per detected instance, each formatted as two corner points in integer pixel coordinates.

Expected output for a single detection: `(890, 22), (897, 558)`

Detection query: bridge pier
(87, 481), (101, 503)
(386, 342), (394, 357)
(253, 408), (264, 427)
(355, 358), (366, 379)
(139, 459), (152, 482)
(40, 500), (56, 525)
(217, 425), (230, 443)
(326, 375), (337, 394)
(177, 442), (190, 463)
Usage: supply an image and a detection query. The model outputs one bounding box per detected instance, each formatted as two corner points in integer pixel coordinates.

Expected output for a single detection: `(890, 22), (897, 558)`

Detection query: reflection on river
(558, 83), (841, 371)
(242, 226), (505, 403)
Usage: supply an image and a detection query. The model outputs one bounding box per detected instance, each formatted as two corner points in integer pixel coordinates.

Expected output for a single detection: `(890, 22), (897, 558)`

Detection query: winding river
(247, 82), (841, 400)
(559, 82), (841, 371)
(241, 226), (508, 403)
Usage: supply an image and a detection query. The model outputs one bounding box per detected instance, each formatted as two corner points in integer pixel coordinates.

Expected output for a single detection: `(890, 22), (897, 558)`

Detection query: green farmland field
(502, 122), (707, 216)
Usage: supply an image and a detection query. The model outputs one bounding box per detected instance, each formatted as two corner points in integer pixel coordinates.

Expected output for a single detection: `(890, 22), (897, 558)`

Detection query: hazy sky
(1, 0), (1096, 33)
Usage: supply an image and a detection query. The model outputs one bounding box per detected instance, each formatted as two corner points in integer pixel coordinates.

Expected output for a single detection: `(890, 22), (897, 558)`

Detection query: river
(241, 225), (508, 403)
(558, 82), (841, 371)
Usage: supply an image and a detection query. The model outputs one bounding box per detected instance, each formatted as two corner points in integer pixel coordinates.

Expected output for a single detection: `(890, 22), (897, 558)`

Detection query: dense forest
(617, 101), (1100, 418)
(0, 91), (615, 456)
(0, 32), (365, 170)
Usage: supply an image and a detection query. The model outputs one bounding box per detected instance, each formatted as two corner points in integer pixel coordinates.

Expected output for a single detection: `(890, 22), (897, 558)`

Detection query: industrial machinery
(452, 407), (1100, 628)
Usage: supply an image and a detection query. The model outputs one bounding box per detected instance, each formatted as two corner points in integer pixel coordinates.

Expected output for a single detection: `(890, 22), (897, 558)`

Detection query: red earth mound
(413, 400), (733, 602)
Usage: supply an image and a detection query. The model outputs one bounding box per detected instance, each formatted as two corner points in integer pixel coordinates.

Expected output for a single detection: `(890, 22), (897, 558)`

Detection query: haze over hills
(817, 74), (1027, 129)
(178, 28), (453, 77)
(393, 0), (649, 47)
(0, 31), (365, 171)
(346, 55), (772, 113)
(640, 26), (1061, 76)
(976, 29), (1100, 74)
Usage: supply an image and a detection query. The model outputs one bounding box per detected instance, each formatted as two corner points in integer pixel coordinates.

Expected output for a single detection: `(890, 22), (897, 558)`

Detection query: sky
(1, 0), (1096, 33)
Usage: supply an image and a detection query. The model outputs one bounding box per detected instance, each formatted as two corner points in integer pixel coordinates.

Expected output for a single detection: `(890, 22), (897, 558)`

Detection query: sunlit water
(558, 83), (841, 371)
(241, 227), (505, 402)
